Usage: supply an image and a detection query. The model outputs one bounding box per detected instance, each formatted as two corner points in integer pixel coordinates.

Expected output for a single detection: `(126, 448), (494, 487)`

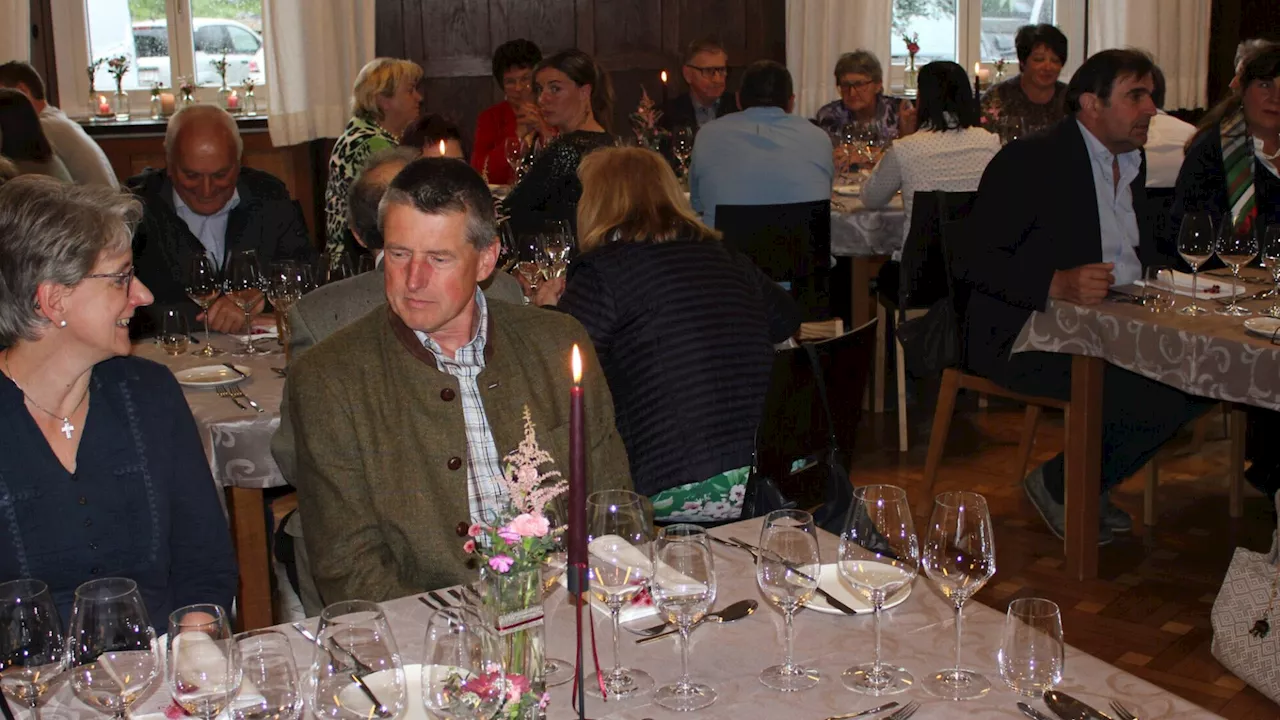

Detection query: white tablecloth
(831, 194), (906, 258)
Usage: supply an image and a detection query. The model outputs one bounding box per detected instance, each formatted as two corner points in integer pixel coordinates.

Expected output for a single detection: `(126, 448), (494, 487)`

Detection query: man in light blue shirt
(688, 60), (834, 229)
(1076, 117), (1143, 286)
(173, 186), (240, 269)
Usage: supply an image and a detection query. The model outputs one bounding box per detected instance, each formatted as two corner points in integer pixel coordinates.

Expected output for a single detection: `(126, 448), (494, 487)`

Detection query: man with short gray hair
(127, 104), (317, 337)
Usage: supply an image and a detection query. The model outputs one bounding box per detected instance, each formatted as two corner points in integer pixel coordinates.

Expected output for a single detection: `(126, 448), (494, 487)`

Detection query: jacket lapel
(1061, 119), (1104, 265)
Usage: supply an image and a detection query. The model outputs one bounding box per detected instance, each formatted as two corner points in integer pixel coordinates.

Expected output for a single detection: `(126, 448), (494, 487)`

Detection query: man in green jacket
(285, 157), (632, 605)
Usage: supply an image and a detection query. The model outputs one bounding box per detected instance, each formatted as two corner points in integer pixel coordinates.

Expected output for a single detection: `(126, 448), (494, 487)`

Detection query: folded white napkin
(1134, 269), (1246, 300)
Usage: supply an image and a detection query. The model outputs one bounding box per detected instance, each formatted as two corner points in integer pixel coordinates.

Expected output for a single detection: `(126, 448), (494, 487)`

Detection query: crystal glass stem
(953, 601), (964, 680)
(677, 624), (692, 691)
(782, 604), (796, 672)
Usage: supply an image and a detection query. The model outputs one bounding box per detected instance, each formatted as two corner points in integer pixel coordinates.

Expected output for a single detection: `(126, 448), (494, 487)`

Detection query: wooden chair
(1142, 405), (1245, 525)
(715, 200), (833, 320)
(872, 191), (977, 452)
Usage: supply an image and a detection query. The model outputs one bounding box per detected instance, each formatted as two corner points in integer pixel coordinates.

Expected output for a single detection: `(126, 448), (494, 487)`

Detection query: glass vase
(113, 85), (130, 121)
(181, 89), (196, 108)
(218, 82), (235, 113)
(479, 567), (545, 719)
(904, 54), (918, 95)
(89, 89), (107, 123)
(244, 88), (258, 116)
(150, 93), (162, 119)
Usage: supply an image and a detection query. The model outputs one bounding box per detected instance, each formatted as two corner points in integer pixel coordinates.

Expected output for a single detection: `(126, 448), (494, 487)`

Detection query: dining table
(830, 191), (906, 328)
(1012, 270), (1280, 579)
(36, 516), (1221, 720)
(133, 332), (288, 631)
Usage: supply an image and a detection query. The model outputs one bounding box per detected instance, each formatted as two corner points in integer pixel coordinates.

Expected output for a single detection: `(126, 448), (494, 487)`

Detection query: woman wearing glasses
(814, 50), (917, 141)
(0, 177), (237, 621)
(471, 38), (545, 185)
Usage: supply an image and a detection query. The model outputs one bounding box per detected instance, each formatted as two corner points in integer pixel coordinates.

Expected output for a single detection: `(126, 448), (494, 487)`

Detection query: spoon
(634, 599), (758, 645)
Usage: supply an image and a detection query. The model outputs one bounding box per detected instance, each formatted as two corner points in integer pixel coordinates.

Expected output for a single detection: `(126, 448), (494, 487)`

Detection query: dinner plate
(333, 664), (475, 720)
(807, 563), (913, 615)
(1244, 317), (1280, 339)
(174, 364), (251, 387)
(833, 184), (861, 197)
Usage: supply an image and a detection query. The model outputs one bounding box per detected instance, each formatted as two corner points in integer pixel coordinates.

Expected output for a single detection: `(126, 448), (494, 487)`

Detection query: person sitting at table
(861, 61), (999, 265)
(127, 104), (317, 338)
(813, 50), (917, 141)
(1172, 46), (1280, 498)
(325, 58), (424, 267)
(660, 36), (740, 132)
(689, 60), (834, 230)
(0, 89), (71, 182)
(0, 177), (237, 622)
(980, 24), (1070, 134)
(284, 157), (631, 603)
(500, 49), (616, 236)
(0, 62), (117, 188)
(528, 146), (799, 522)
(960, 49), (1212, 545)
(1231, 39), (1278, 92)
(471, 39), (544, 185)
(401, 113), (466, 159)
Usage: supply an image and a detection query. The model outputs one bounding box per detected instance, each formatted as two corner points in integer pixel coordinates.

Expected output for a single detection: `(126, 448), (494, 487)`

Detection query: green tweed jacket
(287, 299), (633, 604)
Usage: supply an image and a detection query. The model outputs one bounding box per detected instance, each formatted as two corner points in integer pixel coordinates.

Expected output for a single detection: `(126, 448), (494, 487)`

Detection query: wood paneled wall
(1207, 0), (1280, 107)
(376, 0), (785, 149)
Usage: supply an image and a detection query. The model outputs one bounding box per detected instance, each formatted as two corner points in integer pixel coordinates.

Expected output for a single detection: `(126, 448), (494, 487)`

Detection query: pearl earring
(58, 320), (67, 328)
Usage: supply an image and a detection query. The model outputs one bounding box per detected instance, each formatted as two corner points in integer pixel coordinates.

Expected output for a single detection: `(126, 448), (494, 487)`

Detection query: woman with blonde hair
(533, 147), (800, 522)
(324, 58), (424, 266)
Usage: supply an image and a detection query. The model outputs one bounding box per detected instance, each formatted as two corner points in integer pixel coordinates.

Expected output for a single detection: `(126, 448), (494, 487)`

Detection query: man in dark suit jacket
(660, 36), (740, 133)
(128, 105), (318, 337)
(960, 49), (1212, 545)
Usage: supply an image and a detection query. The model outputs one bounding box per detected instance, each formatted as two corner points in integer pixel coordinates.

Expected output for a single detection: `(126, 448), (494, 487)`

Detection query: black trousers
(1247, 407), (1280, 495)
(991, 351), (1215, 503)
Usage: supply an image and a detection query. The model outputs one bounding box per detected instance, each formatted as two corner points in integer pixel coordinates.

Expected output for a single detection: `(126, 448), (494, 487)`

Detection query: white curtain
(0, 0), (30, 62)
(262, 0), (377, 147)
(1088, 0), (1211, 110)
(786, 0), (893, 119)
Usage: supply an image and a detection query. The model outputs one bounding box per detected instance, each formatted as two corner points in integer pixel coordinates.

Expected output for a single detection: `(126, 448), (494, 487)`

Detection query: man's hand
(1049, 263), (1115, 305)
(198, 293), (262, 334)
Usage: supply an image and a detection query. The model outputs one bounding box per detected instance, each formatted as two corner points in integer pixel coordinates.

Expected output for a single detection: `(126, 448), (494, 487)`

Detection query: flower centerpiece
(210, 53), (234, 110)
(461, 407), (565, 719)
(178, 77), (198, 108)
(106, 55), (131, 120)
(241, 76), (259, 116)
(629, 87), (668, 152)
(902, 32), (921, 93)
(993, 57), (1008, 84)
(149, 81), (164, 119)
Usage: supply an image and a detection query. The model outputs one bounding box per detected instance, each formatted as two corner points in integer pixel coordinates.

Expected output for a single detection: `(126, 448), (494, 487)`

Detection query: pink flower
(467, 524), (483, 538)
(463, 539), (476, 554)
(538, 692), (551, 709)
(509, 512), (550, 538)
(497, 526), (522, 545)
(488, 555), (514, 573)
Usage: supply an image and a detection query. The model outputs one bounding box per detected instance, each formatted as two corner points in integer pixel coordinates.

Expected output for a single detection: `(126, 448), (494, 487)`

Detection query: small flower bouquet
(210, 53), (230, 88)
(87, 58), (106, 91)
(242, 76), (257, 94)
(177, 76), (198, 107)
(629, 87), (668, 152)
(903, 32), (920, 60)
(442, 666), (550, 720)
(106, 55), (130, 89)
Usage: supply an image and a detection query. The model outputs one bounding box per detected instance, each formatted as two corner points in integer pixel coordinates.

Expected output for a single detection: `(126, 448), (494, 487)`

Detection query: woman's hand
(898, 100), (918, 136)
(530, 276), (566, 307)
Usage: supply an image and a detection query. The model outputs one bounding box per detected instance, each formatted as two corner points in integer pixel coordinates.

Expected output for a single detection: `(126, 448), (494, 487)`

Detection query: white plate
(807, 563), (913, 615)
(833, 184), (861, 197)
(174, 365), (251, 387)
(332, 664), (476, 720)
(1244, 317), (1280, 339)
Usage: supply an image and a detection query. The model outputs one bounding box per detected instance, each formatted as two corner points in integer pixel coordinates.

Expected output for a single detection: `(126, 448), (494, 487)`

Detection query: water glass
(1142, 266), (1176, 313)
(66, 578), (160, 719)
(585, 489), (654, 699)
(756, 509), (822, 692)
(650, 525), (717, 711)
(310, 600), (406, 720)
(421, 607), (506, 720)
(0, 579), (65, 720)
(998, 598), (1064, 696)
(160, 309), (191, 356)
(1177, 212), (1215, 316)
(232, 630), (302, 720)
(168, 604), (242, 720)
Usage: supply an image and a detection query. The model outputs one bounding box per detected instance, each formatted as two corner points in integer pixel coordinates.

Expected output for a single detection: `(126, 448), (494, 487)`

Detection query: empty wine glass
(504, 137), (524, 181)
(184, 254), (225, 357)
(266, 263), (303, 355)
(0, 579), (65, 720)
(160, 309), (191, 356)
(168, 604), (243, 720)
(516, 234), (545, 295)
(226, 251), (265, 356)
(998, 598), (1064, 696)
(66, 578), (161, 720)
(310, 600), (406, 720)
(671, 126), (694, 178)
(586, 489), (654, 699)
(421, 607), (505, 720)
(755, 509), (821, 692)
(838, 485), (920, 696)
(232, 630), (302, 720)
(921, 491), (997, 700)
(1216, 217), (1259, 317)
(1262, 225), (1280, 317)
(1177, 212), (1215, 316)
(651, 524), (717, 711)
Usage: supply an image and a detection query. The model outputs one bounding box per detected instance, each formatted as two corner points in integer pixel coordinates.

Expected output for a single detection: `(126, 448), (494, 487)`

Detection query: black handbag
(895, 297), (959, 378)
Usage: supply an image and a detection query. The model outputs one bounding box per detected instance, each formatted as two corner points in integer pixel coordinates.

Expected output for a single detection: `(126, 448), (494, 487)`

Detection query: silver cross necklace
(4, 353), (89, 440)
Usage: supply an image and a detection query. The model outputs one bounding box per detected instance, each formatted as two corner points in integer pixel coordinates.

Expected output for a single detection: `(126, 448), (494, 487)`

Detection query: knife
(222, 363), (248, 379)
(721, 536), (860, 615)
(1018, 702), (1057, 720)
(1044, 690), (1115, 720)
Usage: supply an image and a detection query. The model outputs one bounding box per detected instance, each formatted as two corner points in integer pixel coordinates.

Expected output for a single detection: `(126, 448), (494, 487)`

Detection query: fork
(1109, 700), (1138, 720)
(226, 385), (264, 413)
(216, 385), (247, 410)
(881, 702), (919, 720)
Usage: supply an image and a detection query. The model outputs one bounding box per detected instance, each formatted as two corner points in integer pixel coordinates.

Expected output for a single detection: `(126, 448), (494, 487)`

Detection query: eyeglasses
(83, 267), (135, 291)
(685, 64), (728, 80)
(502, 75), (532, 90)
(839, 79), (877, 92)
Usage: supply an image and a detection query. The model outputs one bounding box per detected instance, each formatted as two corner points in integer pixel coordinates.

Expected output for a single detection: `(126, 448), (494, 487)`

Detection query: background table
(831, 194), (905, 327)
(40, 517), (1220, 720)
(135, 335), (288, 630)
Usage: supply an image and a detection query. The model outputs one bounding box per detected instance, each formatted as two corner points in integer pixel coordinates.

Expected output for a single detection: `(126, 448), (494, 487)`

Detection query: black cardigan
(1171, 127), (1280, 255)
(500, 130), (615, 236)
(557, 237), (801, 497)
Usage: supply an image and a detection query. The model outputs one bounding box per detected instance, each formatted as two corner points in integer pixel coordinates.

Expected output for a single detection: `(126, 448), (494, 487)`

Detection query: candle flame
(571, 344), (582, 384)
(439, 139), (447, 156)
(229, 90), (238, 98)
(974, 61), (981, 75)
(99, 95), (107, 103)
(660, 70), (668, 84)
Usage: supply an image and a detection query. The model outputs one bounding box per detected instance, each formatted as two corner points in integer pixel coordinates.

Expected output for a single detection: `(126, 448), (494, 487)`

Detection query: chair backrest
(715, 199), (833, 318)
(898, 190), (978, 309)
(939, 216), (973, 369)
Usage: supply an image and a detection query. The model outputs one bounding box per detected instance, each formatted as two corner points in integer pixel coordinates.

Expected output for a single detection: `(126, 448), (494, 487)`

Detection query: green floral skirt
(650, 466), (751, 523)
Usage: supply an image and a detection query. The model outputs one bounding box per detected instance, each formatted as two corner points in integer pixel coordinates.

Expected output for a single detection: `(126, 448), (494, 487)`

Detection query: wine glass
(504, 137), (524, 181)
(540, 224), (572, 280)
(585, 489), (654, 699)
(184, 254), (225, 357)
(420, 607), (506, 720)
(310, 600), (406, 720)
(232, 630), (302, 720)
(516, 234), (544, 295)
(226, 251), (265, 356)
(755, 509), (822, 692)
(1177, 212), (1215, 316)
(160, 309), (191, 356)
(167, 604), (243, 720)
(838, 485), (919, 696)
(836, 124), (858, 182)
(0, 579), (65, 720)
(920, 491), (997, 700)
(1215, 217), (1258, 317)
(671, 126), (694, 178)
(265, 263), (302, 355)
(1261, 225), (1280, 317)
(998, 598), (1064, 696)
(540, 495), (573, 687)
(66, 578), (161, 720)
(651, 524), (717, 711)
(327, 255), (356, 285)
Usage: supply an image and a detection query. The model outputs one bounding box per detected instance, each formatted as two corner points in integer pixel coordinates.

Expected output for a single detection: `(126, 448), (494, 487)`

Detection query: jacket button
(78, 496), (87, 505)
(83, 518), (92, 528)
(448, 456), (462, 471)
(440, 388), (456, 401)
(455, 522), (470, 537)
(89, 567), (100, 575)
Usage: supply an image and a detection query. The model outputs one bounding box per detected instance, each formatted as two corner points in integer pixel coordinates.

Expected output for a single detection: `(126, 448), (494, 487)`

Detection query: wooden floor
(857, 390), (1279, 718)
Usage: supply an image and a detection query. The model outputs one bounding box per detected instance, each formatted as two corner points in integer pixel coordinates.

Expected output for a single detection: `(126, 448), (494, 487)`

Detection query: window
(69, 0), (266, 116)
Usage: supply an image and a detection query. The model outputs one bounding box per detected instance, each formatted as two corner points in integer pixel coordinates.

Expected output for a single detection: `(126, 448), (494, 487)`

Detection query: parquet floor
(856, 392), (1280, 718)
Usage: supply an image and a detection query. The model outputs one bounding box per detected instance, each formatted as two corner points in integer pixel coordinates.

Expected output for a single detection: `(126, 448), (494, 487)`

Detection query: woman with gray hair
(814, 49), (916, 141)
(0, 177), (237, 622)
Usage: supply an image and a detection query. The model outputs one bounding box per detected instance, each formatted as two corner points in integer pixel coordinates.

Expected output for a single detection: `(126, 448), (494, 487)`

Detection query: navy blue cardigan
(0, 355), (237, 625)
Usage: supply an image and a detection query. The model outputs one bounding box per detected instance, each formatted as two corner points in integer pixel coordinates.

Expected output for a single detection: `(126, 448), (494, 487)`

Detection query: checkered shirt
(413, 290), (509, 525)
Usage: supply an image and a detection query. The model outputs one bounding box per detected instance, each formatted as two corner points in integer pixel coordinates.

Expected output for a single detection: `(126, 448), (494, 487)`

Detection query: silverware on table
(880, 701), (918, 720)
(222, 362), (248, 378)
(635, 599), (758, 645)
(1108, 701), (1137, 720)
(1017, 702), (1056, 720)
(1044, 690), (1116, 720)
(270, 366), (288, 378)
(824, 701), (898, 720)
(216, 385), (247, 410)
(290, 621), (317, 643)
(417, 595), (440, 611)
(349, 672), (393, 718)
(226, 385), (263, 413)
(719, 535), (860, 615)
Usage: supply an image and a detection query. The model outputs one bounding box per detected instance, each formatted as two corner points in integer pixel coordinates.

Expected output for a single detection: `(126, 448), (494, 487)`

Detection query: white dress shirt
(1145, 111), (1196, 189)
(1077, 120), (1143, 287)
